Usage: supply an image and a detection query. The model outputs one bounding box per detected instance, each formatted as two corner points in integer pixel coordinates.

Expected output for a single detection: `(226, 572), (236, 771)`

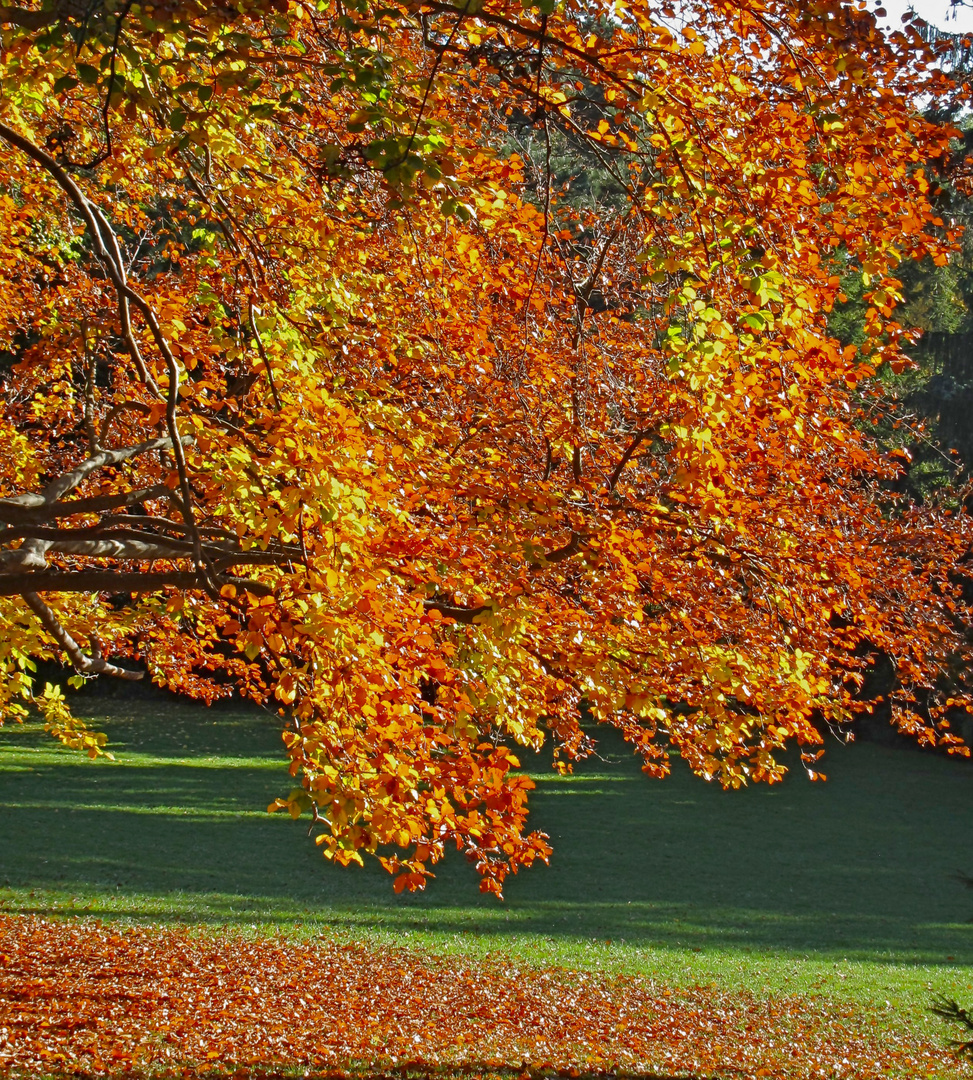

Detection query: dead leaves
(0, 916), (958, 1079)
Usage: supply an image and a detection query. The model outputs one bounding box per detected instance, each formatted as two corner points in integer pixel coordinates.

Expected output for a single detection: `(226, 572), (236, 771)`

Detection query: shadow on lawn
(2, 708), (973, 965)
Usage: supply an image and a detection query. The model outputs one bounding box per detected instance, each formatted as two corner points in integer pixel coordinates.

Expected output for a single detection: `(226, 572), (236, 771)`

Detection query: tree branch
(0, 439), (186, 519)
(423, 599), (492, 624)
(0, 438), (192, 572)
(0, 571), (273, 597)
(0, 121), (208, 583)
(607, 429), (651, 492)
(533, 530), (585, 566)
(13, 537), (194, 560)
(21, 591), (143, 680)
(0, 485), (173, 526)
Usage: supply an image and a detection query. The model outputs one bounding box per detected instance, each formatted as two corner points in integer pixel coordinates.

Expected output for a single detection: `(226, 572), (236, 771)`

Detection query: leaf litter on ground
(0, 915), (963, 1079)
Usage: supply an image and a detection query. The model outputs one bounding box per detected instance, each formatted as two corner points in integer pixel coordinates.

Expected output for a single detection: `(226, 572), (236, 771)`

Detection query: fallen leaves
(0, 915), (958, 1078)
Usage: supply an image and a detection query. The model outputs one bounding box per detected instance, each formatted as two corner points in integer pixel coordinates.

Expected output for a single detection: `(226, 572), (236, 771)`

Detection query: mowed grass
(1, 694), (972, 1045)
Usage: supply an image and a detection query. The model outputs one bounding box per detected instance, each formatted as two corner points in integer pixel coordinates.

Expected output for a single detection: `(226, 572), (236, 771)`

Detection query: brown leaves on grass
(0, 915), (958, 1079)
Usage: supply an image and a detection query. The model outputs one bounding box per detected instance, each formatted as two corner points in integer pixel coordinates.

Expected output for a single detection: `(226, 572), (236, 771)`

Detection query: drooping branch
(21, 591), (144, 680)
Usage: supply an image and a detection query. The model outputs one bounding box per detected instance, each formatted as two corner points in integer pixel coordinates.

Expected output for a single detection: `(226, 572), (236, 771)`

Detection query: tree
(0, 0), (971, 895)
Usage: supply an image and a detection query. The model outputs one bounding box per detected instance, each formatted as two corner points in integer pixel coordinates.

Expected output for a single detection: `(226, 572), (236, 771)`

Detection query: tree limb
(0, 571), (273, 597)
(0, 438), (192, 572)
(423, 599), (492, 624)
(0, 439), (187, 518)
(533, 530), (585, 566)
(0, 485), (173, 526)
(21, 591), (143, 680)
(607, 429), (651, 492)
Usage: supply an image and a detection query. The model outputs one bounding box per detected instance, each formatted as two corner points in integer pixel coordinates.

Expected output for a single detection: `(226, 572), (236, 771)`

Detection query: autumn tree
(1, 0), (971, 894)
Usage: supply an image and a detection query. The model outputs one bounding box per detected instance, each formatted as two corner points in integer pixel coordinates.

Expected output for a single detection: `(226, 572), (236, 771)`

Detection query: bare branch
(0, 485), (172, 526)
(0, 541), (51, 574)
(0, 571), (273, 597)
(26, 538), (193, 560)
(0, 438), (192, 572)
(0, 438), (187, 518)
(43, 436), (189, 506)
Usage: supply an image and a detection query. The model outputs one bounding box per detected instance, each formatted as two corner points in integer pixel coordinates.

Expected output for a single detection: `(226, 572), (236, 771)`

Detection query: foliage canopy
(1, 0), (971, 893)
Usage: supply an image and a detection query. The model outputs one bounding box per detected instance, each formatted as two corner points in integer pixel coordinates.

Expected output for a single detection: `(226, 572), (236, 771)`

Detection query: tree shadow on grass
(5, 890), (972, 966)
(3, 713), (973, 965)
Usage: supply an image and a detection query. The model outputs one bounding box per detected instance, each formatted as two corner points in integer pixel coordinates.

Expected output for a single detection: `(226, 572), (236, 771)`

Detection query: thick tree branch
(48, 437), (187, 505)
(1, 538), (297, 571)
(0, 438), (192, 572)
(0, 571), (273, 597)
(0, 440), (184, 518)
(0, 485), (173, 526)
(3, 524), (213, 552)
(19, 538), (194, 560)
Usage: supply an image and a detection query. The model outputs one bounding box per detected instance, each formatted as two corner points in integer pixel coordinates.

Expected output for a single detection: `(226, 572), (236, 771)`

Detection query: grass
(1, 694), (972, 1044)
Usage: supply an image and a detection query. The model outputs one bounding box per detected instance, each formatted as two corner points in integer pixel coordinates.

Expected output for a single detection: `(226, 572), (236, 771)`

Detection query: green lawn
(1, 695), (972, 1041)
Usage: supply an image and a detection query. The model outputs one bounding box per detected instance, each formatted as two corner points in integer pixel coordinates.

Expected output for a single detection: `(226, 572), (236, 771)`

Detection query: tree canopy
(1, 0), (971, 893)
